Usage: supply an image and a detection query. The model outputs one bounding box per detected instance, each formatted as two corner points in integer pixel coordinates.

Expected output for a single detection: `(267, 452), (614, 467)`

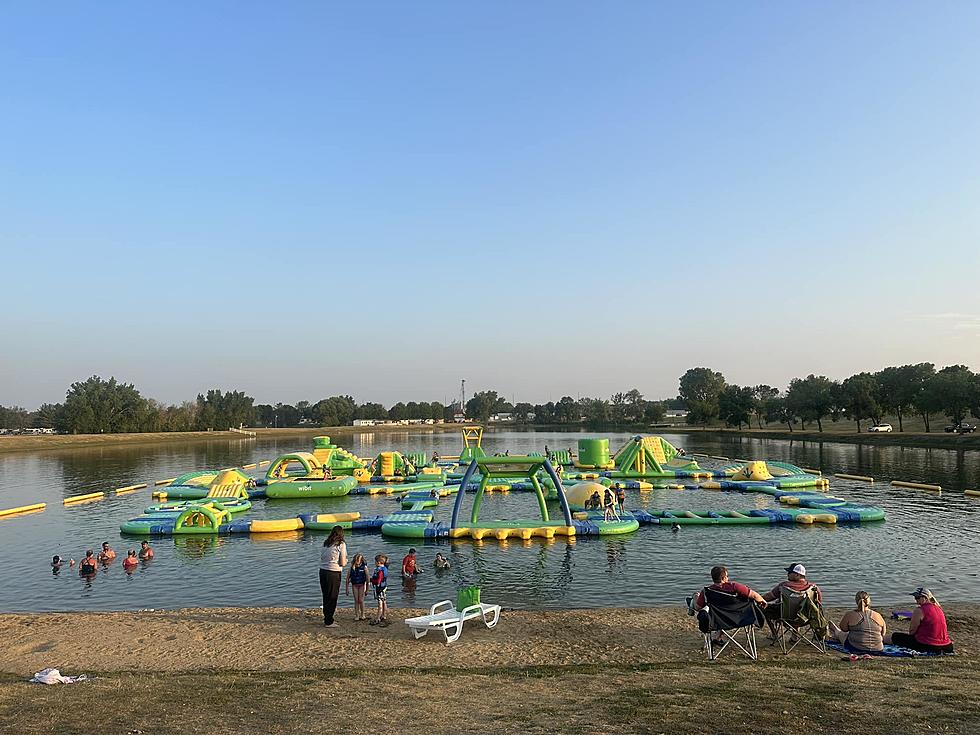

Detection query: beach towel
(826, 641), (950, 658)
(30, 668), (90, 684)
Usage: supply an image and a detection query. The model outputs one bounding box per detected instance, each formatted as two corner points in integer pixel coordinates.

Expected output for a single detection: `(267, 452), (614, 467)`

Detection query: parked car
(868, 424), (893, 433)
(945, 423), (977, 434)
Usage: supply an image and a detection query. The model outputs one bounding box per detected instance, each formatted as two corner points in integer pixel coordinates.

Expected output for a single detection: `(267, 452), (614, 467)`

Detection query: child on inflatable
(370, 554), (389, 626)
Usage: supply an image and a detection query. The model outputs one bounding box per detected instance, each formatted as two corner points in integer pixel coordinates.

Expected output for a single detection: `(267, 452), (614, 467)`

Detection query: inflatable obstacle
(263, 453), (359, 498)
(605, 436), (718, 478)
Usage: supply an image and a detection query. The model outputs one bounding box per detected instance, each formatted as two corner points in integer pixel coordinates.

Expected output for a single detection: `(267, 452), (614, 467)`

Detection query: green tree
(33, 403), (65, 429)
(678, 368), (726, 426)
(61, 376), (150, 434)
(926, 365), (979, 426)
(643, 400), (666, 424)
(841, 373), (881, 432)
(196, 389), (256, 430)
(512, 402), (534, 423)
(752, 385), (779, 429)
(465, 391), (504, 424)
(784, 375), (837, 432)
(356, 402), (388, 420)
(578, 397), (610, 429)
(718, 385), (755, 429)
(0, 405), (32, 430)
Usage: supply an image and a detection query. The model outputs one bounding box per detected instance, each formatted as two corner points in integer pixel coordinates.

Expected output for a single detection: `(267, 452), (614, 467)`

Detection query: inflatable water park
(117, 430), (886, 541)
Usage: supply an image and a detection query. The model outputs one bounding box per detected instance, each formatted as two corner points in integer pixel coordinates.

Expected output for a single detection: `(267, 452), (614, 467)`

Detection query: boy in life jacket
(369, 554), (389, 626)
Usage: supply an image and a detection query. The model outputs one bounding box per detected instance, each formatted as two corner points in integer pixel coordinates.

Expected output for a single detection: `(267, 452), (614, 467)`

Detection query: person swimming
(434, 552), (450, 570)
(123, 550), (138, 571)
(51, 555), (74, 571)
(98, 541), (116, 563)
(671, 523), (681, 533)
(79, 550), (97, 575)
(139, 541), (154, 560)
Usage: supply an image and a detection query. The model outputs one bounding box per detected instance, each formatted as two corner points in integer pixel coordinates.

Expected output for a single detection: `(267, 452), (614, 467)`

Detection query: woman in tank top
(887, 587), (954, 654)
(827, 591), (885, 652)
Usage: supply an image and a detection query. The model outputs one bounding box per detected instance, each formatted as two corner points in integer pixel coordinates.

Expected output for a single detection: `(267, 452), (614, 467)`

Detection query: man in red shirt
(694, 566), (768, 611)
(401, 548), (424, 578)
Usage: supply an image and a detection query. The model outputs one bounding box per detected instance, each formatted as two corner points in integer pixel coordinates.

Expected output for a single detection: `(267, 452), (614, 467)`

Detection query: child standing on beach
(370, 554), (389, 626)
(346, 553), (369, 621)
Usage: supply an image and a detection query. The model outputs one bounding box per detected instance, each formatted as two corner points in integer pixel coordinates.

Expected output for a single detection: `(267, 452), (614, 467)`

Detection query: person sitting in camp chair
(692, 566), (768, 660)
(762, 563), (822, 627)
(763, 564), (828, 654)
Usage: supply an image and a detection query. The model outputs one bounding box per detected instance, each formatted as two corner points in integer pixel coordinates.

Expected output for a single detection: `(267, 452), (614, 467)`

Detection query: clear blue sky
(2, 2), (979, 409)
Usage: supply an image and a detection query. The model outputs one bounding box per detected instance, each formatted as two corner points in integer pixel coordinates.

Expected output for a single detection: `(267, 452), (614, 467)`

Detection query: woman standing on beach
(319, 526), (348, 628)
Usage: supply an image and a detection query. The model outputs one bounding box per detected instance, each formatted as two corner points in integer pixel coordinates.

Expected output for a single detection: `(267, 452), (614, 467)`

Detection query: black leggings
(890, 631), (954, 654)
(319, 569), (342, 624)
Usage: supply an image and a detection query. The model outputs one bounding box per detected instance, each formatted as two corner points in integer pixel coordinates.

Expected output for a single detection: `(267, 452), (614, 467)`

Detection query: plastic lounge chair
(697, 587), (765, 661)
(404, 600), (501, 644)
(770, 586), (828, 655)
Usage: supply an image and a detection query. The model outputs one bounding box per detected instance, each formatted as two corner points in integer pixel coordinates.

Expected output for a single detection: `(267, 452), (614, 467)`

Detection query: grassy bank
(0, 605), (975, 734)
(663, 426), (980, 451)
(0, 423), (468, 455)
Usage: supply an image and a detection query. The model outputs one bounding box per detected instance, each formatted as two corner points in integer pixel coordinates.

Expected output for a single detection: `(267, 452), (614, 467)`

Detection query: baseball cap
(911, 587), (932, 599)
(785, 563), (807, 576)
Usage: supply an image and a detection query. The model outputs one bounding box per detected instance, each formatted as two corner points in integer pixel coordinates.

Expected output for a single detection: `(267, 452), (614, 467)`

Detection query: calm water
(1, 429), (979, 612)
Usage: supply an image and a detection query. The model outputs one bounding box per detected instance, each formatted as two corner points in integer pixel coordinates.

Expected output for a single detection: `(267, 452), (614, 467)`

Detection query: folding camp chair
(697, 587), (765, 661)
(770, 586), (828, 655)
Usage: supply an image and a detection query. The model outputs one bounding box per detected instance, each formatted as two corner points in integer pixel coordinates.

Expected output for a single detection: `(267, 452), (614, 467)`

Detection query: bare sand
(0, 604), (975, 675)
(1, 605), (978, 734)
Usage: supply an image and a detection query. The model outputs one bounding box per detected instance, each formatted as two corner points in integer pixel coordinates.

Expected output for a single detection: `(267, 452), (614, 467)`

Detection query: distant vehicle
(868, 424), (893, 433)
(945, 422), (977, 434)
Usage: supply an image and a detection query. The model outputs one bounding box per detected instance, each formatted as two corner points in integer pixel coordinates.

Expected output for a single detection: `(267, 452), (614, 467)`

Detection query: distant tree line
(678, 363), (980, 432)
(0, 377), (255, 434)
(461, 389), (671, 429)
(2, 362), (978, 435)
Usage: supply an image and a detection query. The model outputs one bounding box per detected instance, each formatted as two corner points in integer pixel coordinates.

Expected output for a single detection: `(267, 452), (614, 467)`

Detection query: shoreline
(0, 603), (973, 675)
(1, 604), (976, 734)
(661, 426), (980, 451)
(499, 424), (980, 452)
(0, 423), (469, 455)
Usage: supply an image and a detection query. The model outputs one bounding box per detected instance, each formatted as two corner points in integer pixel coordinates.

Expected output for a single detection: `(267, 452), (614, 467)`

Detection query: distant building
(666, 409), (689, 418)
(353, 419), (378, 427)
(489, 413), (514, 423)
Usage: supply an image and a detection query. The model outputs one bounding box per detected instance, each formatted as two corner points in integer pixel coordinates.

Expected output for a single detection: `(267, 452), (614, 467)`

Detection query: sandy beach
(0, 605), (978, 734)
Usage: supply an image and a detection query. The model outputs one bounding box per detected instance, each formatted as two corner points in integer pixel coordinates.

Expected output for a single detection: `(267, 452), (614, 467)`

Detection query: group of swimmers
(693, 563), (954, 654)
(53, 540), (154, 576)
(319, 525), (452, 629)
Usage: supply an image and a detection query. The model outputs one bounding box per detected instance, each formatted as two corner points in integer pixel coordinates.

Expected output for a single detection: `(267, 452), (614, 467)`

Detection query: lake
(1, 429), (978, 612)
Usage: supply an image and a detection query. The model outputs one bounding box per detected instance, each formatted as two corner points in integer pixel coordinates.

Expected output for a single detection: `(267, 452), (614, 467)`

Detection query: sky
(1, 2), (979, 409)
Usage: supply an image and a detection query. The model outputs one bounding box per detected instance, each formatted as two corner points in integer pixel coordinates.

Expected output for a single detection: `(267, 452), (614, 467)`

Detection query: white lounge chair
(404, 600), (501, 644)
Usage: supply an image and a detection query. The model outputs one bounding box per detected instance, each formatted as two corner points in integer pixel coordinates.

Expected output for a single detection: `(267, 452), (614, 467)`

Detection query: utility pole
(460, 379), (466, 417)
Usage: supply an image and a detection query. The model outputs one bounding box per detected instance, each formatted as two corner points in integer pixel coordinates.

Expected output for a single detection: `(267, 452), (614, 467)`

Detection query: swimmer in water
(139, 541), (154, 560)
(51, 555), (74, 571)
(123, 550), (138, 571)
(671, 523), (681, 533)
(98, 541), (117, 563)
(79, 550), (98, 575)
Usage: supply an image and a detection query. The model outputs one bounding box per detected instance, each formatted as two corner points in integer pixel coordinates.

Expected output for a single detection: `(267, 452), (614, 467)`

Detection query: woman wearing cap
(886, 587), (954, 654)
(827, 591), (886, 652)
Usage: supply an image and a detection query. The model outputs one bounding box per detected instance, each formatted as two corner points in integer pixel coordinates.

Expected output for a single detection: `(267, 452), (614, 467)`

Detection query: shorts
(374, 586), (387, 601)
(889, 631), (954, 654)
